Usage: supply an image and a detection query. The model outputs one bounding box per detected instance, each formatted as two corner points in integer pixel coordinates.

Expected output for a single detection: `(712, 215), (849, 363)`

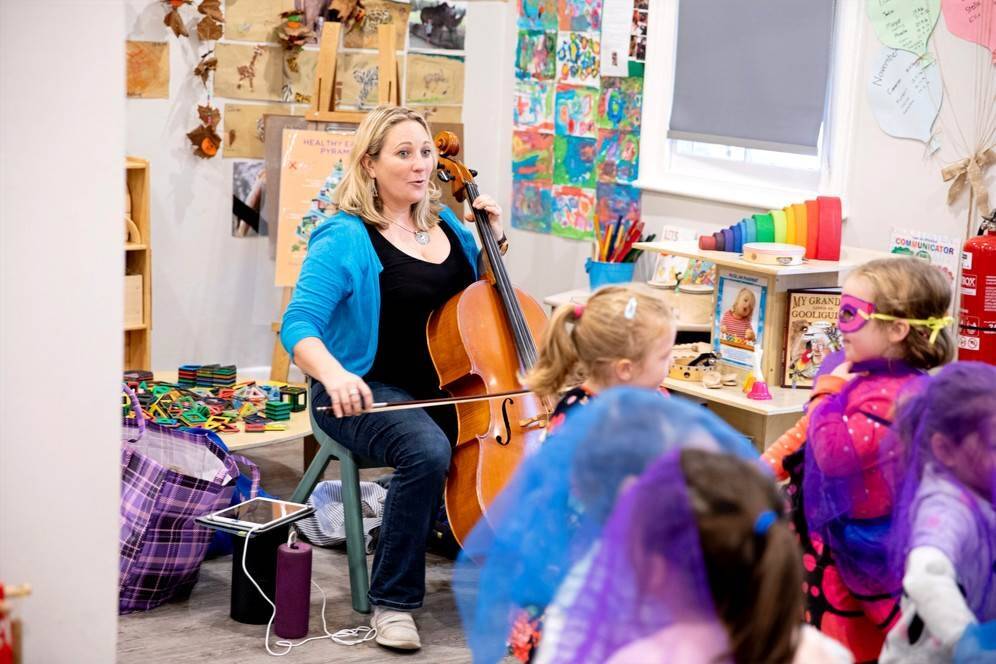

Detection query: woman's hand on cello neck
(464, 194), (505, 244)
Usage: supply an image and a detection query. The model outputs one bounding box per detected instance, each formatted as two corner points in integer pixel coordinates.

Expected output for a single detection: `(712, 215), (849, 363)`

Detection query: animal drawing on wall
(409, 0), (467, 50)
(238, 45), (265, 91)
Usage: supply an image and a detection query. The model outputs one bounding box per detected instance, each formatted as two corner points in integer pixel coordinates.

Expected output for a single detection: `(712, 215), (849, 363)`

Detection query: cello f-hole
(495, 397), (514, 446)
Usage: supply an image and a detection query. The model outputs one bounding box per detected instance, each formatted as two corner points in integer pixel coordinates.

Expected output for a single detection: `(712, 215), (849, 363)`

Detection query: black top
(363, 221), (476, 400)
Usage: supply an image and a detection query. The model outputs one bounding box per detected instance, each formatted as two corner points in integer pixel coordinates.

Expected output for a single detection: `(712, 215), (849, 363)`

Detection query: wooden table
(153, 371), (315, 456)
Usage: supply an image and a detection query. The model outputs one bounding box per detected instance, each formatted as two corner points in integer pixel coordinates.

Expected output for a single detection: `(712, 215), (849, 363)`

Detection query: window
(635, 0), (865, 210)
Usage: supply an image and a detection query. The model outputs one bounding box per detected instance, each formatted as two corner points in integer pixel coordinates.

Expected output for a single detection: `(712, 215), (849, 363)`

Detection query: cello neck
(464, 180), (537, 371)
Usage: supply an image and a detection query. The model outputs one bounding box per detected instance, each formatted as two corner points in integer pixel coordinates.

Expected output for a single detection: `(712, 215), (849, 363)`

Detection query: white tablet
(202, 497), (313, 533)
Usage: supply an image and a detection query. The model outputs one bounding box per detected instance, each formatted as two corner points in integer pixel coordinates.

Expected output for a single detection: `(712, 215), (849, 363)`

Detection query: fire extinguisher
(958, 208), (996, 364)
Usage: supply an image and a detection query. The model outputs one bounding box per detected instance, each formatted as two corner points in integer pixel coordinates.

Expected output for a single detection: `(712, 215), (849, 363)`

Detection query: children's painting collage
(511, 0), (645, 241)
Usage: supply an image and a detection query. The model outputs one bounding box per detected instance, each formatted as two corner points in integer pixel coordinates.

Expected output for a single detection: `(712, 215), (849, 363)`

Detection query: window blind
(667, 0), (837, 156)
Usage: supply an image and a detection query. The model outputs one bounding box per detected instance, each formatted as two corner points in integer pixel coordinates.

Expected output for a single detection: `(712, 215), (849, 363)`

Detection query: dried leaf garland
(193, 53), (217, 85)
(197, 0), (223, 21)
(162, 0), (192, 37)
(187, 104), (222, 159)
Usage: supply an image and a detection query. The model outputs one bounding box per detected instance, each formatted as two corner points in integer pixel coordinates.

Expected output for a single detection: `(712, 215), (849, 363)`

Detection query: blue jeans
(311, 381), (452, 610)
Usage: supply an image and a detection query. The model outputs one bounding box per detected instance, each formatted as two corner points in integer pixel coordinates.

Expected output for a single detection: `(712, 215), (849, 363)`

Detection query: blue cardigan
(280, 207), (480, 375)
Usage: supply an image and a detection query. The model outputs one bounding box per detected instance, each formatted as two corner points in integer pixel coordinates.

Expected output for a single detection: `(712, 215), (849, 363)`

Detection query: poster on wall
(274, 129), (355, 287)
(126, 41), (170, 98)
(215, 43), (285, 102)
(224, 0), (284, 42)
(712, 271), (768, 370)
(344, 0), (411, 49)
(224, 104), (303, 159)
(889, 226), (960, 311)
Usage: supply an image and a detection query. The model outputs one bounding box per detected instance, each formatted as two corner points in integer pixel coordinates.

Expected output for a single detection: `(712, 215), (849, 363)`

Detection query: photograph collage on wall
(511, 0), (644, 240)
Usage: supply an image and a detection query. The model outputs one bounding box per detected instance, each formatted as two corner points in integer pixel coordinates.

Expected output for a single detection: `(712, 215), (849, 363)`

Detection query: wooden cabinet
(125, 157), (151, 370)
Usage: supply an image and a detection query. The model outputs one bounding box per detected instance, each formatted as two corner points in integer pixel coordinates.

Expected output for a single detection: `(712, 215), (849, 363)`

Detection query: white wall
(0, 2), (124, 662)
(128, 2), (994, 373)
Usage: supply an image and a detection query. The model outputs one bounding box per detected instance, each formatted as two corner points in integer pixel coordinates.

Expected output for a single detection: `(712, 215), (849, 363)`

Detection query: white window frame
(634, 0), (866, 211)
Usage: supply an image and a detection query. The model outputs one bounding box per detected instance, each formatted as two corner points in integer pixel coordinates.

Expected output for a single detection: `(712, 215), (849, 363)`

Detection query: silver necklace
(391, 221), (430, 245)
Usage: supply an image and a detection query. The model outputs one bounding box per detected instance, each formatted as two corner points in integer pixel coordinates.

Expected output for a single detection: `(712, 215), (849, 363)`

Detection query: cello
(427, 130), (550, 545)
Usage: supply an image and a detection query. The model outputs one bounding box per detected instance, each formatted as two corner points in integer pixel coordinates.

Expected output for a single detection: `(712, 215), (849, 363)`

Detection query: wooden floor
(118, 440), (473, 663)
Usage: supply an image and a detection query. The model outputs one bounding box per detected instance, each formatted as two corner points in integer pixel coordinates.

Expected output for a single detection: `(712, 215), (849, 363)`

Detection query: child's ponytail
(522, 303), (583, 400)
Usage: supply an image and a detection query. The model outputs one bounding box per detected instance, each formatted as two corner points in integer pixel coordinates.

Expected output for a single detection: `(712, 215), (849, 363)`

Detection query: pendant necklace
(392, 221), (431, 245)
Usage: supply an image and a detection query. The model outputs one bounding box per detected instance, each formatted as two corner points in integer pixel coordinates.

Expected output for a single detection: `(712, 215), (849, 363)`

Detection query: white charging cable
(240, 526), (377, 656)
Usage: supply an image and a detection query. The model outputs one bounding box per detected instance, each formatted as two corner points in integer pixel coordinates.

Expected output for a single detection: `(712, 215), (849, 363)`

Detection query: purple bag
(118, 385), (259, 613)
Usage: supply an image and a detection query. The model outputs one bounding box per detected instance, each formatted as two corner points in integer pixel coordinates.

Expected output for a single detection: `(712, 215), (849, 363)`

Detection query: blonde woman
(281, 105), (505, 650)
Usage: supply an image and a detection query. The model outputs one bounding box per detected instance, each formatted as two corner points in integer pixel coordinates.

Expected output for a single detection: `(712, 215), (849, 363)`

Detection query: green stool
(290, 389), (383, 614)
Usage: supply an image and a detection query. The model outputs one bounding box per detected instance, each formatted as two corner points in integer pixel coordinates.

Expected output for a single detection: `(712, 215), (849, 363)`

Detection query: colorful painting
(516, 30), (557, 80)
(554, 84), (597, 138)
(409, 0), (467, 50)
(598, 76), (643, 132)
(275, 129), (355, 287)
(406, 53), (465, 105)
(512, 180), (553, 233)
(512, 131), (554, 180)
(556, 31), (600, 87)
(552, 185), (596, 239)
(126, 41), (169, 98)
(595, 130), (639, 183)
(595, 182), (640, 229)
(514, 80), (555, 132)
(519, 0), (557, 30)
(559, 0), (600, 31)
(554, 135), (597, 188)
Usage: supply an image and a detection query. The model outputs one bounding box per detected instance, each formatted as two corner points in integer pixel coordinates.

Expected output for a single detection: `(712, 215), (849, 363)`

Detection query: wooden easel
(270, 22), (400, 382)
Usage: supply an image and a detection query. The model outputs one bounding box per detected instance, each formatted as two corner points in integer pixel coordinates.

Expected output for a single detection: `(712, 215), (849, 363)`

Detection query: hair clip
(623, 297), (638, 320)
(754, 510), (777, 536)
(573, 303), (585, 319)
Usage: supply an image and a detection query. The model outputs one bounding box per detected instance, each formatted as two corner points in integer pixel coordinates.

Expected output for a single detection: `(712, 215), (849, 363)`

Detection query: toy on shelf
(745, 349), (773, 401)
(698, 196), (843, 261)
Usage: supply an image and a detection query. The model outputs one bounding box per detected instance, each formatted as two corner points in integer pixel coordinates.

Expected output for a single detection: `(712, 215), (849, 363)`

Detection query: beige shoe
(702, 370), (722, 389)
(371, 607), (422, 650)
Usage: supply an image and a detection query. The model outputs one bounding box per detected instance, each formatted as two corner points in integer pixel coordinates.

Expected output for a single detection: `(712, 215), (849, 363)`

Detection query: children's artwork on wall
(411, 104), (463, 123)
(597, 76), (642, 132)
(336, 51), (383, 109)
(126, 41), (170, 98)
(409, 0), (467, 51)
(344, 0), (411, 49)
(512, 180), (554, 233)
(552, 185), (596, 239)
(518, 0), (558, 31)
(868, 46), (942, 153)
(553, 135), (597, 187)
(224, 103), (302, 159)
(888, 227), (960, 306)
(275, 129), (355, 287)
(283, 47), (318, 104)
(941, 0), (996, 59)
(712, 271), (768, 370)
(215, 43), (284, 101)
(554, 84), (597, 137)
(594, 182), (639, 227)
(866, 0), (939, 55)
(224, 0), (284, 42)
(512, 130), (555, 180)
(595, 130), (638, 183)
(232, 160), (267, 237)
(558, 0), (600, 32)
(515, 30), (557, 81)
(556, 31), (600, 87)
(514, 80), (555, 132)
(405, 53), (465, 105)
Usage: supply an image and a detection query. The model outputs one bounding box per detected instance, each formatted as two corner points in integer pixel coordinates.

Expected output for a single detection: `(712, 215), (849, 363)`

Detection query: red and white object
(741, 242), (806, 266)
(958, 214), (996, 364)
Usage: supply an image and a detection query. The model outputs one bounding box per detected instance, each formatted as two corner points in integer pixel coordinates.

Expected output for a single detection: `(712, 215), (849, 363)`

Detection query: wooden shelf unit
(125, 157), (151, 370)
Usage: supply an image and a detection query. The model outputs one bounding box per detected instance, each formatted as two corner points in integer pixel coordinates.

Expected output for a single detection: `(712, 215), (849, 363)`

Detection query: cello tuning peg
(469, 169), (478, 177)
(437, 170), (453, 182)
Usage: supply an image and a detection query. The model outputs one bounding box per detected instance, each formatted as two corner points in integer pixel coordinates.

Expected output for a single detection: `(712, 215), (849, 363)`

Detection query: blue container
(586, 258), (636, 290)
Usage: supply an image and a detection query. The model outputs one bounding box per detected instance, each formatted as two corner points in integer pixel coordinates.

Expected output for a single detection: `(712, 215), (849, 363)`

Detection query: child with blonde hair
(798, 257), (954, 662)
(523, 283), (677, 438)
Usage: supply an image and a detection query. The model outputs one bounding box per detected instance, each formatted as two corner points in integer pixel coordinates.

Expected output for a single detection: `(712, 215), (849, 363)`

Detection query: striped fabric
(720, 310), (754, 340)
(119, 402), (244, 613)
(295, 480), (387, 554)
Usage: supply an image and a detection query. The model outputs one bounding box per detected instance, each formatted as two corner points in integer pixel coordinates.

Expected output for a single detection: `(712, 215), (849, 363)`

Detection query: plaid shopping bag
(118, 385), (256, 613)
